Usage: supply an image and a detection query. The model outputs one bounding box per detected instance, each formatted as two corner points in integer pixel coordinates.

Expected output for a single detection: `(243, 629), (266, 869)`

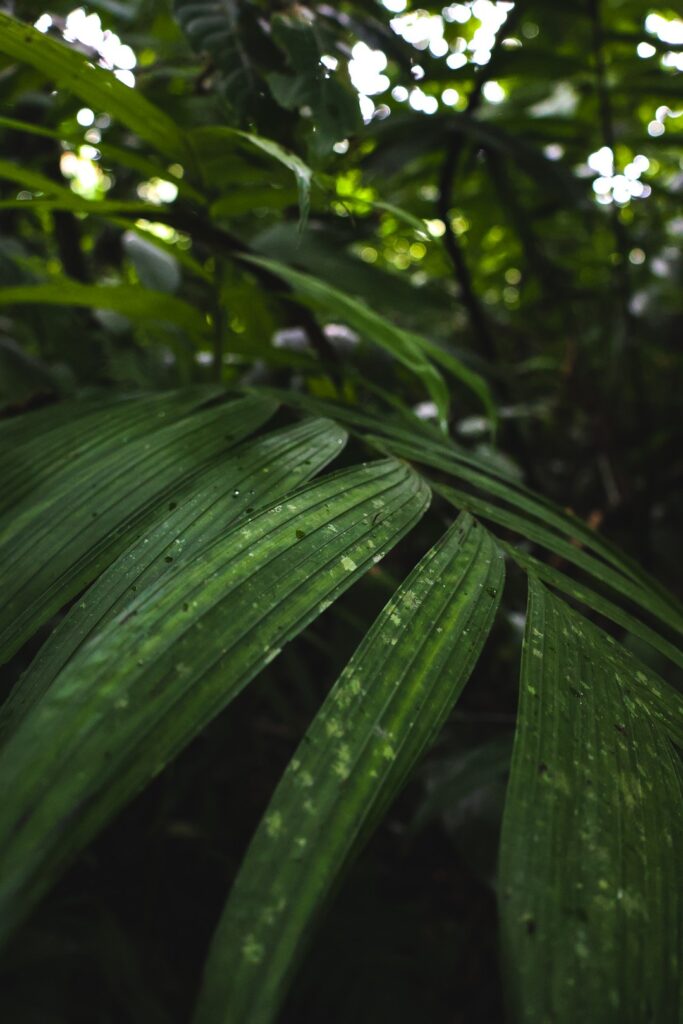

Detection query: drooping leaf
(0, 116), (204, 202)
(249, 221), (454, 328)
(190, 126), (313, 229)
(259, 404), (682, 645)
(0, 458), (429, 943)
(436, 481), (683, 640)
(501, 542), (683, 672)
(242, 255), (495, 429)
(0, 197), (159, 216)
(0, 157), (75, 199)
(0, 391), (153, 445)
(194, 513), (504, 1024)
(375, 433), (683, 630)
(0, 417), (347, 739)
(373, 435), (671, 592)
(0, 282), (209, 338)
(0, 394), (277, 662)
(0, 115), (63, 140)
(0, 13), (192, 167)
(498, 578), (683, 1024)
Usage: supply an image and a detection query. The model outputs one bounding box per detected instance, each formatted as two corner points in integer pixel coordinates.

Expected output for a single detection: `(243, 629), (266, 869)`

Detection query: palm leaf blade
(0, 394), (276, 662)
(378, 434), (681, 618)
(0, 417), (347, 739)
(0, 459), (429, 943)
(499, 579), (683, 1023)
(437, 482), (682, 638)
(194, 512), (504, 1024)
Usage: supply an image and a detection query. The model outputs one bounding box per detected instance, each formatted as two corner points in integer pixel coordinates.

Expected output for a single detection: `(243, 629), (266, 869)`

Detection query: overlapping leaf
(436, 482), (682, 641)
(369, 434), (682, 635)
(0, 457), (429, 943)
(499, 579), (683, 1024)
(501, 543), (683, 672)
(0, 389), (219, 510)
(0, 393), (276, 662)
(194, 513), (504, 1024)
(0, 417), (346, 738)
(190, 126), (313, 227)
(374, 434), (678, 608)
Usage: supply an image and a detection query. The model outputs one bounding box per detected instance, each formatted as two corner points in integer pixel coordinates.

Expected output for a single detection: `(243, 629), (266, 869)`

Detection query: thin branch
(588, 0), (654, 561)
(212, 256), (225, 382)
(437, 141), (497, 364)
(436, 5), (523, 365)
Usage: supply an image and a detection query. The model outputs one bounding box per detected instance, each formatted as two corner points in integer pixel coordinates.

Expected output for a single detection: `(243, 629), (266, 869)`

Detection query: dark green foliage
(0, 2), (681, 1022)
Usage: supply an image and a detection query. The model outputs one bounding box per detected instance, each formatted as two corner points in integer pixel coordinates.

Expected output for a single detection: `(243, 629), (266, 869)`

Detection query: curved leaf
(499, 579), (683, 1024)
(0, 389), (220, 513)
(0, 458), (429, 944)
(0, 394), (276, 662)
(437, 482), (683, 639)
(194, 513), (504, 1024)
(501, 542), (683, 672)
(0, 13), (192, 167)
(242, 254), (484, 431)
(375, 434), (681, 614)
(0, 417), (347, 739)
(190, 126), (313, 228)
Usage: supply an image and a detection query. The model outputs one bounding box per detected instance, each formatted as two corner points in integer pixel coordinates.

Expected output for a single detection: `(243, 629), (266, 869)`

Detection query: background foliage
(0, 0), (682, 1021)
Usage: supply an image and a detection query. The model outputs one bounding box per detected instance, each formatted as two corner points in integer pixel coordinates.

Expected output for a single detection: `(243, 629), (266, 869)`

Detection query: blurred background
(0, 2), (681, 1020)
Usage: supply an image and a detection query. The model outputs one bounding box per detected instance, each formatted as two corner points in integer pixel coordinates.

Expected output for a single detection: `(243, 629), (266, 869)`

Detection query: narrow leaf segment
(0, 394), (276, 662)
(194, 512), (504, 1024)
(243, 255), (496, 430)
(0, 459), (429, 944)
(0, 418), (347, 738)
(499, 579), (683, 1024)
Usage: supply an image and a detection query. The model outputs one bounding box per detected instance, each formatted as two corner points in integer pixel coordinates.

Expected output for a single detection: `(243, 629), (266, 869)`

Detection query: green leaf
(189, 126), (313, 229)
(501, 542), (683, 672)
(173, 0), (257, 119)
(0, 117), (204, 203)
(0, 458), (429, 943)
(194, 513), (504, 1024)
(436, 482), (683, 640)
(237, 132), (312, 230)
(0, 13), (192, 167)
(242, 255), (494, 429)
(0, 394), (276, 662)
(209, 185), (298, 219)
(0, 281), (209, 337)
(499, 579), (683, 1024)
(0, 389), (219, 511)
(0, 197), (160, 216)
(0, 115), (63, 140)
(123, 231), (181, 293)
(0, 391), (159, 447)
(0, 157), (74, 198)
(0, 417), (346, 740)
(376, 433), (683, 632)
(372, 435), (645, 576)
(266, 11), (362, 152)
